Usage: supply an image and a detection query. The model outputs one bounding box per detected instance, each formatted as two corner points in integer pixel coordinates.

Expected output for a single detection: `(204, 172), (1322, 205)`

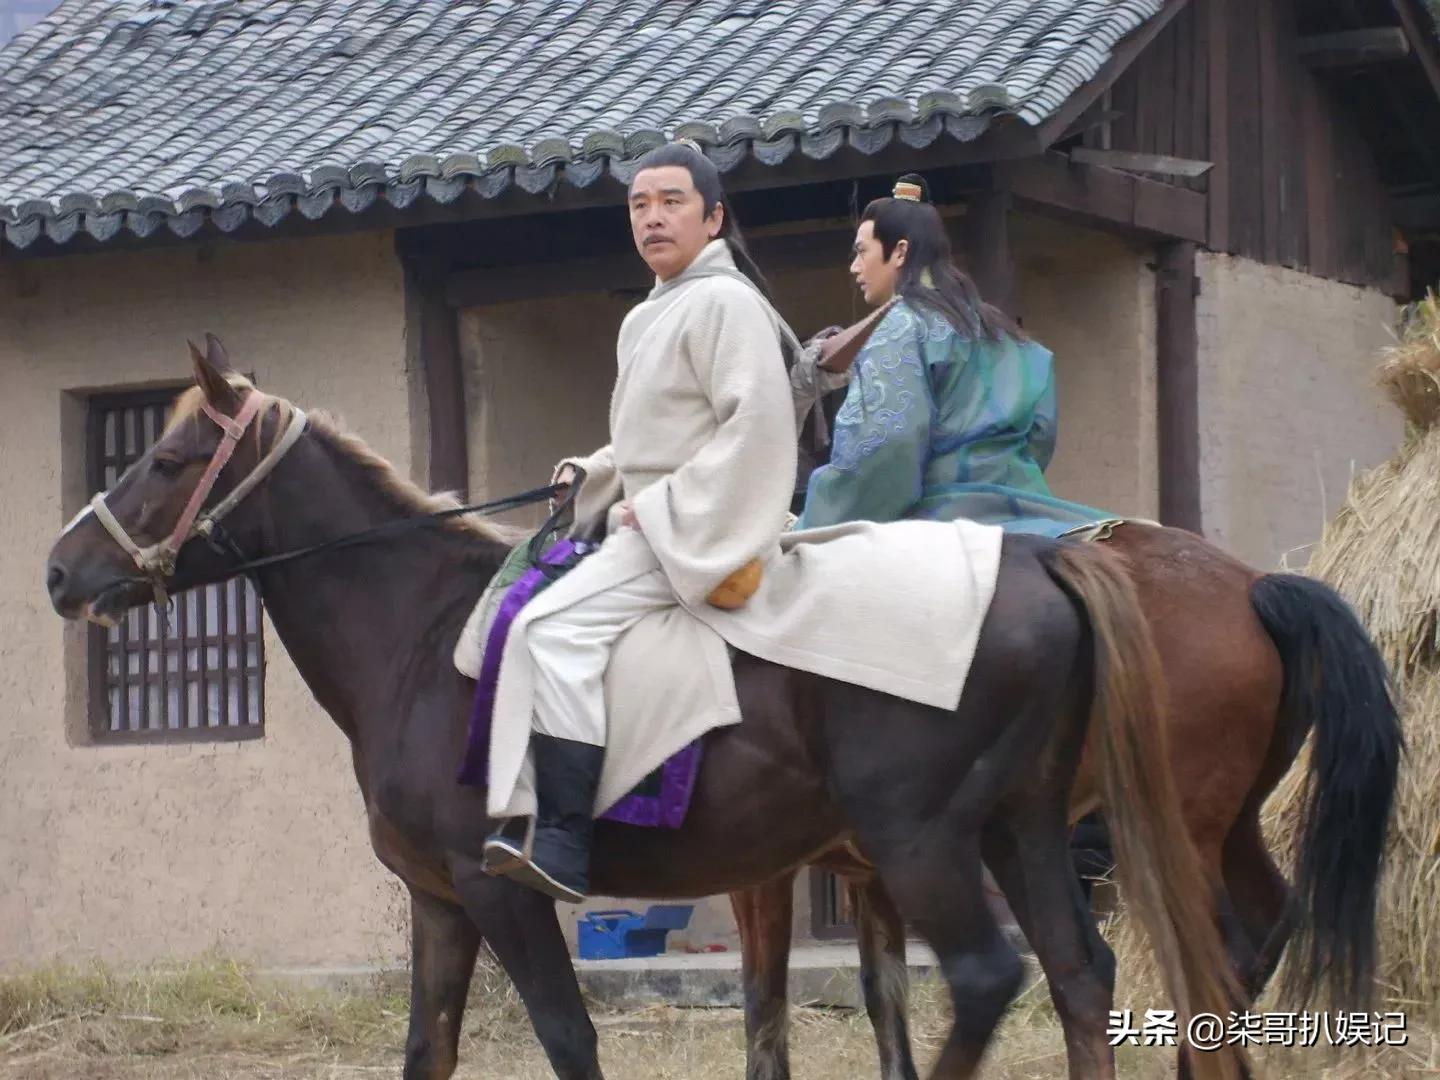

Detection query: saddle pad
(455, 538), (736, 828)
(1058, 517), (1146, 544)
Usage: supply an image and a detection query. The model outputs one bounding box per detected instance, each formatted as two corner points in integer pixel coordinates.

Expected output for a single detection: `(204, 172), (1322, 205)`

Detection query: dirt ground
(1, 956), (1435, 1079)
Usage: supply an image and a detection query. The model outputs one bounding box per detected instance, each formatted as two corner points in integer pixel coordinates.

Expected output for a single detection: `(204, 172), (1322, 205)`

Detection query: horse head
(46, 334), (295, 625)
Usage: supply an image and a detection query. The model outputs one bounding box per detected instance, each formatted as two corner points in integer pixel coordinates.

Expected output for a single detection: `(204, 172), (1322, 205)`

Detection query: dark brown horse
(47, 341), (1258, 1080)
(727, 522), (1402, 1080)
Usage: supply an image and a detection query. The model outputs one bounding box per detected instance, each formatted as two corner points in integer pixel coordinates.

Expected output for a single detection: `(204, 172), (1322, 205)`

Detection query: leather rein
(81, 390), (560, 607)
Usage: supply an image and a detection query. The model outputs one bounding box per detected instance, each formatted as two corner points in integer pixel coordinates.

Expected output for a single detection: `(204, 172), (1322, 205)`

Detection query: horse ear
(190, 338), (239, 412)
(203, 332), (234, 373)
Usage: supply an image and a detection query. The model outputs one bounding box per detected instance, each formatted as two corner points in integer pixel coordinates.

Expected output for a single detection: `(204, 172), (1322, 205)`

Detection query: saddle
(457, 483), (718, 830)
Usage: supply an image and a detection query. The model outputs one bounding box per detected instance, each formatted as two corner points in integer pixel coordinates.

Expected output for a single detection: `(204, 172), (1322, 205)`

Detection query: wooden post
(401, 245), (470, 499)
(959, 190), (1015, 316)
(1155, 241), (1202, 533)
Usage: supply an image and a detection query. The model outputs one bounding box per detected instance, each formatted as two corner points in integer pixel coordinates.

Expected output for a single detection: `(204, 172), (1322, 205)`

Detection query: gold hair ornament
(893, 180), (924, 202)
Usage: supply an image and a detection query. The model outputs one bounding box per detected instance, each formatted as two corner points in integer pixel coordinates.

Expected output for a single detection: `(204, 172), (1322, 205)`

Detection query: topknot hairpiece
(892, 180), (924, 202)
(673, 136), (705, 154)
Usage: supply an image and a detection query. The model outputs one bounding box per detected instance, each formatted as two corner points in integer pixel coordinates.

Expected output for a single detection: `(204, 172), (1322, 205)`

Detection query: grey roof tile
(0, 0), (1164, 249)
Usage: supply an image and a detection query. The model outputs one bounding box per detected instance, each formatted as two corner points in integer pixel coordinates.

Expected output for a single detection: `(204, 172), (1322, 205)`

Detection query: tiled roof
(0, 0), (1166, 250)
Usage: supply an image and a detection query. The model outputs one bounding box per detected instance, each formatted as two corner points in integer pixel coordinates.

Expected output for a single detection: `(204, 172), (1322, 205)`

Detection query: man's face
(850, 220), (906, 306)
(629, 165), (723, 281)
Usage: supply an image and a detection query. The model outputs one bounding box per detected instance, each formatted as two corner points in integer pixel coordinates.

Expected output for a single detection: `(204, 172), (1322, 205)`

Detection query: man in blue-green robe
(797, 299), (1114, 537)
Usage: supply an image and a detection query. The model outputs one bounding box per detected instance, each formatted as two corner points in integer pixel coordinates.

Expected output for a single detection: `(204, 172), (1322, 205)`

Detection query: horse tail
(1044, 543), (1243, 1080)
(1250, 573), (1401, 1007)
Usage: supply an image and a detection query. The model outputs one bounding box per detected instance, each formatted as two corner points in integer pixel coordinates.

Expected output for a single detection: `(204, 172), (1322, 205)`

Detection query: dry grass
(1, 955), (1435, 1079)
(1263, 291), (1440, 1010)
(1378, 293), (1440, 436)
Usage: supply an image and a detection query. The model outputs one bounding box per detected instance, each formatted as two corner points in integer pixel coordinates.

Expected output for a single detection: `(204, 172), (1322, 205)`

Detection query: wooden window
(809, 868), (857, 940)
(85, 388), (264, 743)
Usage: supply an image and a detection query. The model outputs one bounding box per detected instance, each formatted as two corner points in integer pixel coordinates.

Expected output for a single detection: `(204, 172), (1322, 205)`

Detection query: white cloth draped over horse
(456, 240), (1004, 821)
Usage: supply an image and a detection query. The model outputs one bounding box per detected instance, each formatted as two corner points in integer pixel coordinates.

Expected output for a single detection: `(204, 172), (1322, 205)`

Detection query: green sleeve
(798, 306), (933, 527)
(1030, 366), (1058, 473)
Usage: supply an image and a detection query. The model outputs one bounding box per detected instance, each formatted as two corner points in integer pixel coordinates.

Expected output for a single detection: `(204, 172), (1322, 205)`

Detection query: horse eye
(151, 456), (183, 478)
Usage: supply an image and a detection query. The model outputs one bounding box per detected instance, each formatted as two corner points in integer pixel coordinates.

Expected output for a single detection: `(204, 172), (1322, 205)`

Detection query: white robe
(481, 241), (1003, 819)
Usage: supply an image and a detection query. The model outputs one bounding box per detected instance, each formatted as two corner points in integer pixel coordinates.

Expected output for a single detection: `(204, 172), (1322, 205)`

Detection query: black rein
(206, 482), (566, 579)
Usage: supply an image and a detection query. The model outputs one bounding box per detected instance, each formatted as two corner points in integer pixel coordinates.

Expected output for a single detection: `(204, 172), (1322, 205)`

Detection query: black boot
(483, 735), (603, 904)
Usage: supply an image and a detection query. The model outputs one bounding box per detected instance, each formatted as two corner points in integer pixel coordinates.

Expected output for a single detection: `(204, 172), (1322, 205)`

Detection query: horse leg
(452, 858), (603, 1080)
(403, 888), (482, 1080)
(982, 808), (1117, 1080)
(852, 876), (920, 1080)
(871, 830), (1023, 1079)
(824, 750), (1025, 1080)
(1222, 811), (1297, 1002)
(816, 545), (1092, 1078)
(1172, 837), (1253, 1080)
(729, 871), (796, 1080)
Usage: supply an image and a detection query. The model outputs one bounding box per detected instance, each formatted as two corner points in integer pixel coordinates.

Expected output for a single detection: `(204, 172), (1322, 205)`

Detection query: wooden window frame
(809, 866), (858, 940)
(84, 386), (265, 745)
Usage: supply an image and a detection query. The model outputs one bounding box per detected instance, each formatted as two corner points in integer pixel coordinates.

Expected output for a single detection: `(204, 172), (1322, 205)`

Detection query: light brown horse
(44, 340), (1257, 1080)
(728, 523), (1403, 1080)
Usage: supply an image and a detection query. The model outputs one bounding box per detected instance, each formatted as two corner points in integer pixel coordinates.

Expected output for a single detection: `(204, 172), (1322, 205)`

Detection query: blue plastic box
(577, 904), (694, 960)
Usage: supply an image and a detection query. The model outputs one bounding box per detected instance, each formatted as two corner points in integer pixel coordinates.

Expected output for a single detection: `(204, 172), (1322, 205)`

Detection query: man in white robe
(482, 142), (798, 902)
(482, 143), (1003, 904)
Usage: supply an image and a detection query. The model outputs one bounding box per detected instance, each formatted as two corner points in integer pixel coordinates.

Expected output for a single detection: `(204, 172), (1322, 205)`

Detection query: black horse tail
(1250, 573), (1402, 1007)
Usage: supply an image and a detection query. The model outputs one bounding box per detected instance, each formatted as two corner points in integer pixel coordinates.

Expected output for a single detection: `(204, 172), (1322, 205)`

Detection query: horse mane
(167, 381), (524, 547)
(306, 410), (526, 545)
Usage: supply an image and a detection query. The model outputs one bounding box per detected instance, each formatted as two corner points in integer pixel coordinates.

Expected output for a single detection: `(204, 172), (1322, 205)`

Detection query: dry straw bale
(1264, 291), (1440, 1011)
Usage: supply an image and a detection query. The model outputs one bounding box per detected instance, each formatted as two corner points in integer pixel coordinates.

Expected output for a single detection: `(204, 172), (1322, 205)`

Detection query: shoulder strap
(817, 298), (900, 374)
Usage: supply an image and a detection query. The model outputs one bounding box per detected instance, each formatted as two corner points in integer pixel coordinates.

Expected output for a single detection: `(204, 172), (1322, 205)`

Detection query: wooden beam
(1393, 191), (1440, 229)
(1069, 147), (1213, 178)
(1392, 0), (1440, 104)
(1155, 241), (1202, 533)
(398, 239), (470, 497)
(996, 151), (1208, 243)
(1297, 28), (1411, 68)
(448, 251), (644, 307)
(445, 223), (860, 308)
(1056, 109), (1124, 144)
(1347, 1), (1440, 194)
(957, 190), (1015, 315)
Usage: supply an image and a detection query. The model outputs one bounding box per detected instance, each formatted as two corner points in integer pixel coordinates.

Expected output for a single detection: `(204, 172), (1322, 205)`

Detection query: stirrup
(502, 856), (587, 905)
(482, 815), (535, 876)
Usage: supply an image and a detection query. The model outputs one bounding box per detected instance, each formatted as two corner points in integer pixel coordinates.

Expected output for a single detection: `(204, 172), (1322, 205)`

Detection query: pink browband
(164, 393), (267, 559)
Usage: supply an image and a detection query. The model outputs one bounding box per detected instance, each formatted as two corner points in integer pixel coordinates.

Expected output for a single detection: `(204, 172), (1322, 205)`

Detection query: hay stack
(1264, 291), (1440, 1007)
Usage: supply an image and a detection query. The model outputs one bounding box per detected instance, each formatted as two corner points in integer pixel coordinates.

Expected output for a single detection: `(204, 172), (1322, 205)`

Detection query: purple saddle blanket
(456, 537), (704, 829)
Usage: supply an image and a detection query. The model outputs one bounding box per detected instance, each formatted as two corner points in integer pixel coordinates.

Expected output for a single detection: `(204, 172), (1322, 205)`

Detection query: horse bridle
(77, 388), (568, 608)
(85, 390), (308, 605)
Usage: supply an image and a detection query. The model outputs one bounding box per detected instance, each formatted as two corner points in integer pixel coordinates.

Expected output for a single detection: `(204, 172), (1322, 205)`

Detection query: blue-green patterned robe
(798, 299), (1112, 536)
